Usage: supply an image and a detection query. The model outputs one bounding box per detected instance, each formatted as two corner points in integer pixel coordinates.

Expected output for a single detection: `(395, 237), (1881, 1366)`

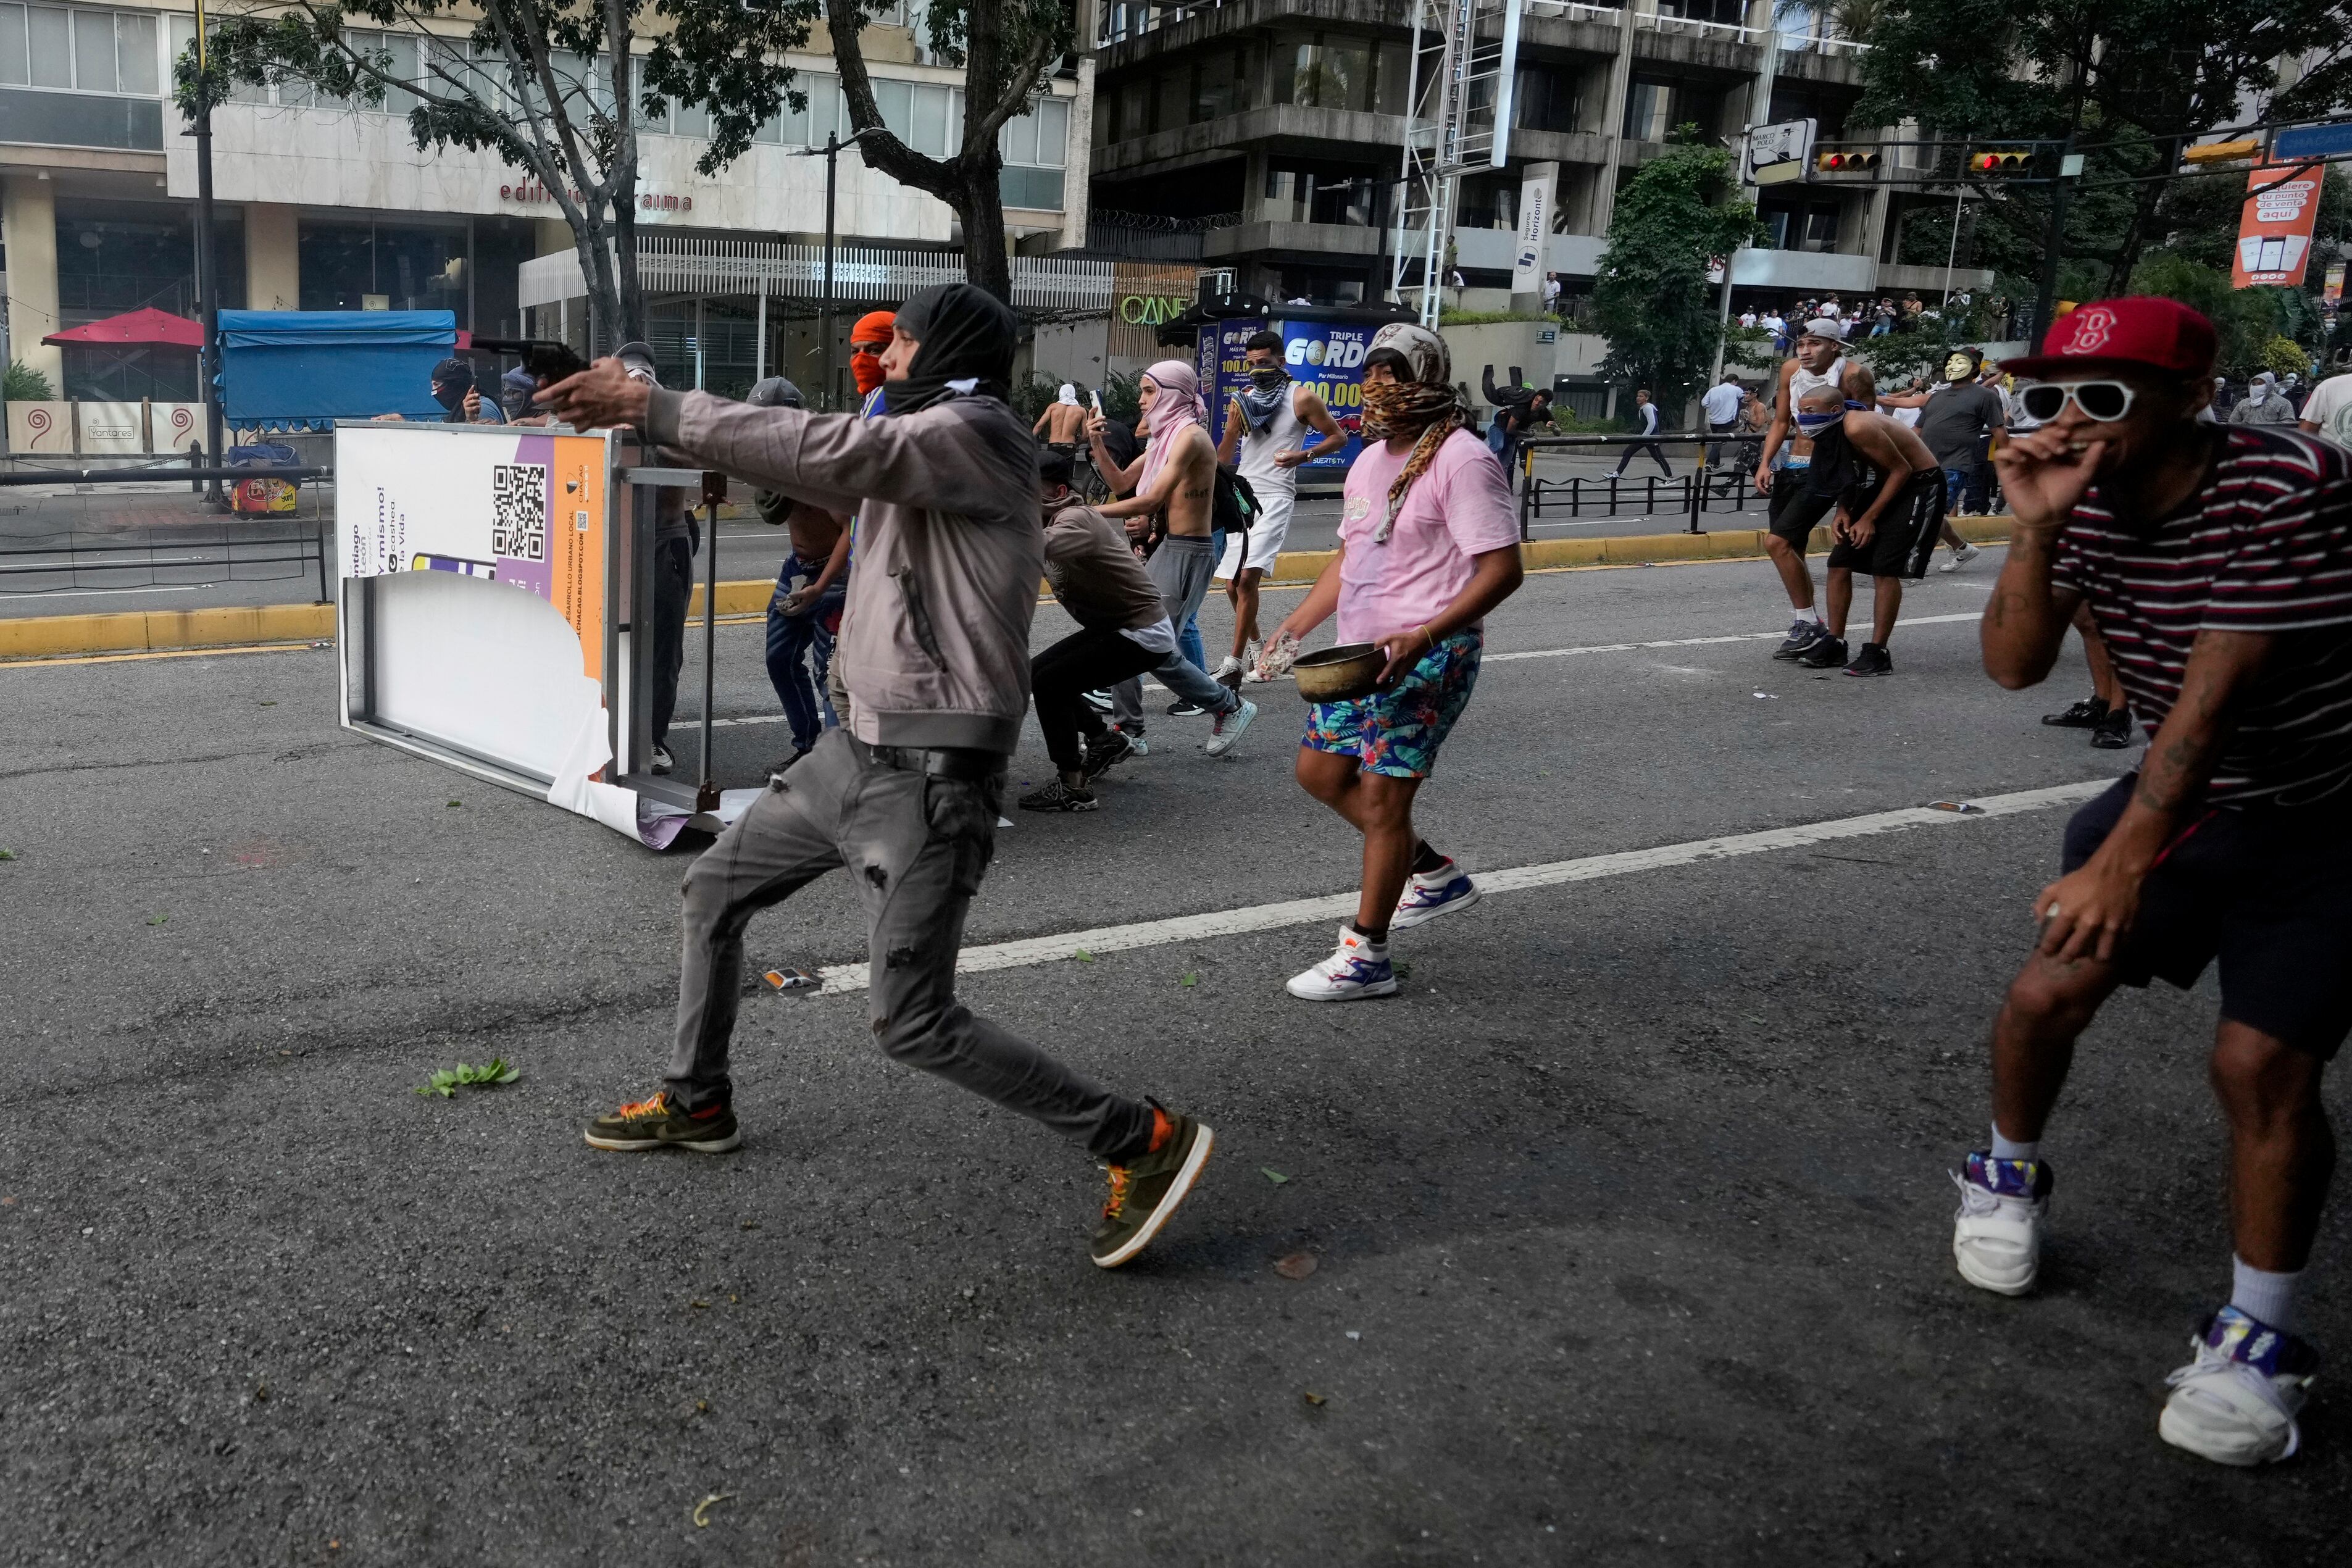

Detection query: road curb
(1, 517), (2016, 663)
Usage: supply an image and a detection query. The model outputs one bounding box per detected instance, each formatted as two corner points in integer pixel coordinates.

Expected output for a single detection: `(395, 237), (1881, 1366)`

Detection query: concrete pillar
(244, 201), (300, 312)
(1591, 2), (1642, 237)
(2, 173), (61, 387)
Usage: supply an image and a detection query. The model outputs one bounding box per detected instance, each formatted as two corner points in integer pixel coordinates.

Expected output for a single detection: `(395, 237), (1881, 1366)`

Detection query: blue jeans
(1177, 527), (1226, 670)
(764, 557), (843, 753)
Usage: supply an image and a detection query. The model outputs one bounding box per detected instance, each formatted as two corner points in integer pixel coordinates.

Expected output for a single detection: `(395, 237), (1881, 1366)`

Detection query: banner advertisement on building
(2232, 164), (2324, 289)
(1198, 317), (1262, 451)
(1511, 165), (1555, 296)
(2325, 262), (2346, 306)
(1277, 318), (1372, 472)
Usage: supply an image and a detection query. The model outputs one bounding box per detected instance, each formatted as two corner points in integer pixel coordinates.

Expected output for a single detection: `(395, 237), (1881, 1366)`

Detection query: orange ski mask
(850, 310), (896, 398)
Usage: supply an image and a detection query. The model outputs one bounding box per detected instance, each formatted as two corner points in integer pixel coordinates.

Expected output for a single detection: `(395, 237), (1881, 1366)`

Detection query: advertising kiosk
(334, 420), (741, 848)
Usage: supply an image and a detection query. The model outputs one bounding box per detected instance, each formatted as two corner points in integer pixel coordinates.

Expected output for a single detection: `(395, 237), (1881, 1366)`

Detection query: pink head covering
(1137, 358), (1207, 498)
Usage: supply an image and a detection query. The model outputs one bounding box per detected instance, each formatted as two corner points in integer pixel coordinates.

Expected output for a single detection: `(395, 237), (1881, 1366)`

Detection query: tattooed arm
(2033, 630), (2272, 962)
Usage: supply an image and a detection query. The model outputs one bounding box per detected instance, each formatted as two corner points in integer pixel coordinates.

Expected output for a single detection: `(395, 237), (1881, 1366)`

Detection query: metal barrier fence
(1511, 433), (1764, 541)
(0, 467), (333, 607)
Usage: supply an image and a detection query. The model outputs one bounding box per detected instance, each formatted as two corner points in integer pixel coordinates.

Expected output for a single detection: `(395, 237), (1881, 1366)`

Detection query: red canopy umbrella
(43, 307), (205, 349)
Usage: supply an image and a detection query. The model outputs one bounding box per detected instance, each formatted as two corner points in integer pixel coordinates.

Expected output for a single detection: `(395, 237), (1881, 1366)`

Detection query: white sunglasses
(2016, 380), (2137, 423)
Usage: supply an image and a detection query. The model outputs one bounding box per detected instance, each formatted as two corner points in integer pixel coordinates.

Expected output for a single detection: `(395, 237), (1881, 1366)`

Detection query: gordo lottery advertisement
(1199, 317), (1372, 473)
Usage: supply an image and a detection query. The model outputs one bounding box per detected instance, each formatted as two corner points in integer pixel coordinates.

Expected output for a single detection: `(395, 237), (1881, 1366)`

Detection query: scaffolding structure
(1389, 0), (1524, 325)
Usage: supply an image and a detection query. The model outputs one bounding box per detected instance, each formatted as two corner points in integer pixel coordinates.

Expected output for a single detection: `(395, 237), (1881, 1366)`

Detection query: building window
(1758, 198), (1841, 253)
(0, 4), (157, 96)
(300, 220), (467, 315)
(1514, 65), (1578, 134)
(1623, 77), (1675, 142)
(1190, 46), (1251, 124)
(998, 94), (1069, 209)
(1272, 31), (1375, 113)
(1263, 164), (1386, 229)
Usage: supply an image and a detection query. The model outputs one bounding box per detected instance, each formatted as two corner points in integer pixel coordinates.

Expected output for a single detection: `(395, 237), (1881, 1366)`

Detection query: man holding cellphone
(1950, 296), (2352, 1466)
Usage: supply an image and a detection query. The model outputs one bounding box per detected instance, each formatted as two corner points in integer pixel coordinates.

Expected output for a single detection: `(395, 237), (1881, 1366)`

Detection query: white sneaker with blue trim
(1392, 864), (1480, 930)
(1285, 925), (1399, 1002)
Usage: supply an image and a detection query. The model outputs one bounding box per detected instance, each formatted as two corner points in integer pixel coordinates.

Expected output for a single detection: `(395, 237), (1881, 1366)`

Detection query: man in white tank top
(1753, 317), (1877, 661)
(1214, 329), (1348, 681)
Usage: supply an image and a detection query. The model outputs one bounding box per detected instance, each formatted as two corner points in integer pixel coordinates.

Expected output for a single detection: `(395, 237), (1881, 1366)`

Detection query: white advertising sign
(1511, 166), (1554, 296)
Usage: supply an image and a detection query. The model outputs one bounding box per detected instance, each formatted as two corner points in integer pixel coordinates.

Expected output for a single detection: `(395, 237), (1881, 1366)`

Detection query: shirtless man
(1754, 317), (1877, 661)
(1214, 330), (1346, 681)
(1788, 383), (1944, 675)
(1034, 383), (1090, 449)
(1083, 359), (1257, 762)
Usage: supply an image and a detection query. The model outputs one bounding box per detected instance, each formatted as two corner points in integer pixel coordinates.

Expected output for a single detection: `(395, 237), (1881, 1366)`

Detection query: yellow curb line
(1, 517), (2015, 665)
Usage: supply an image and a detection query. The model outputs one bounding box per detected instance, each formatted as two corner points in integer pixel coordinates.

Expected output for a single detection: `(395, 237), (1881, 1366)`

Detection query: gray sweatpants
(664, 728), (1154, 1161)
(1112, 533), (1236, 725)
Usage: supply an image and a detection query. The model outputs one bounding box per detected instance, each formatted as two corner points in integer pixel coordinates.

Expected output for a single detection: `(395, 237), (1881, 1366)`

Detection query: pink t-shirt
(1336, 426), (1518, 644)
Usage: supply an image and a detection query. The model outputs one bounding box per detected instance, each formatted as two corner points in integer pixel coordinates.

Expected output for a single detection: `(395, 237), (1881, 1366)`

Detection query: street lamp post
(190, 0), (225, 506)
(797, 127), (882, 410)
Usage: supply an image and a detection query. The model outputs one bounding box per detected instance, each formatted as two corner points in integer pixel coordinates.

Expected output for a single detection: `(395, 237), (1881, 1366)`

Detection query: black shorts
(2062, 774), (2352, 1059)
(1767, 475), (1833, 548)
(1825, 468), (1942, 580)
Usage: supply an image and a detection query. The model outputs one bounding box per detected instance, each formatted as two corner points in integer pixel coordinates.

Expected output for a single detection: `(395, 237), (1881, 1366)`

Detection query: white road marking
(696, 609), (1993, 728)
(804, 778), (2110, 994)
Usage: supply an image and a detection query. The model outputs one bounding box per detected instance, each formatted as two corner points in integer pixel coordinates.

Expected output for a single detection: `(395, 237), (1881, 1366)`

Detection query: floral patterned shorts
(1301, 629), (1483, 778)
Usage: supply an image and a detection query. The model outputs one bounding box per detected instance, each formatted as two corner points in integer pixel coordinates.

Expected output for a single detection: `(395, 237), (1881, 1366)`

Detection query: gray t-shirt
(1914, 382), (2004, 468)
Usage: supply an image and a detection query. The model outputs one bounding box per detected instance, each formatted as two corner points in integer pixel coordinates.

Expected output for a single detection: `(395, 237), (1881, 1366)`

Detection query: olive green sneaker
(583, 1091), (741, 1153)
(1090, 1107), (1214, 1269)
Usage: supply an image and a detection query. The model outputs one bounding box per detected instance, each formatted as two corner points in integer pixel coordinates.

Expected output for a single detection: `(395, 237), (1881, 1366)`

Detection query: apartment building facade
(0, 1), (1086, 404)
(1086, 0), (1991, 312)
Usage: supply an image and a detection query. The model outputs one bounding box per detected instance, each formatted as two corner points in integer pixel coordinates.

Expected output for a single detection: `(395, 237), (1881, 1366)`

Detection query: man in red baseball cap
(1948, 294), (2352, 1465)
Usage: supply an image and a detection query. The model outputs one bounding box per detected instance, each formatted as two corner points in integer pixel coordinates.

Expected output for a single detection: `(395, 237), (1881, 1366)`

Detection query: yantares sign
(2233, 164), (2322, 288)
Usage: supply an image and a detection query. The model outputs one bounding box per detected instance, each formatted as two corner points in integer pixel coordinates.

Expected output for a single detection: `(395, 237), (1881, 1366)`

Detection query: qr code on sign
(492, 463), (550, 561)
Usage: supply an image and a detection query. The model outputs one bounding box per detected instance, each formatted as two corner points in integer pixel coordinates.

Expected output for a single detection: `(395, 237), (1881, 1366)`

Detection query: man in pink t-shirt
(1262, 322), (1526, 1001)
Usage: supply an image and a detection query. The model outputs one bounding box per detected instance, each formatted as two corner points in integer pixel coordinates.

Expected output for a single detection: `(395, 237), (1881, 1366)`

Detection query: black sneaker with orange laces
(583, 1091), (741, 1153)
(1090, 1105), (1214, 1269)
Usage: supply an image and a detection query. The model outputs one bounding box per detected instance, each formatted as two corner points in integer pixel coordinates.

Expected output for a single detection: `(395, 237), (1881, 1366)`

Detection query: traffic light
(1969, 149), (2033, 175)
(1814, 148), (1881, 175)
(2182, 138), (2258, 165)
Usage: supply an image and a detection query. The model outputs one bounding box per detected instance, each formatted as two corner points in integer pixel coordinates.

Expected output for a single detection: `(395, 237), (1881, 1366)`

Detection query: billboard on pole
(2232, 164), (2324, 288)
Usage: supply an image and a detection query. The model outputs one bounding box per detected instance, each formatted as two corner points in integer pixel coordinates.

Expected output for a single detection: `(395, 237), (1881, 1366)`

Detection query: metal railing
(0, 466), (335, 606)
(1511, 433), (1761, 540)
(523, 238), (1116, 311)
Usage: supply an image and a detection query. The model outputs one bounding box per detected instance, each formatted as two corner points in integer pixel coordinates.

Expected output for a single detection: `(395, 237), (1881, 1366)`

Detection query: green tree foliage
(1858, 0), (2352, 296)
(2129, 254), (2325, 375)
(192, 1), (813, 344)
(3, 359), (56, 401)
(821, 0), (1072, 301)
(1592, 133), (1763, 417)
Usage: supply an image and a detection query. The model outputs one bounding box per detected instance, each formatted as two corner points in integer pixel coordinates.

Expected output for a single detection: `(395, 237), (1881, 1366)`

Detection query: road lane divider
(804, 779), (2111, 994)
(2, 519), (2015, 663)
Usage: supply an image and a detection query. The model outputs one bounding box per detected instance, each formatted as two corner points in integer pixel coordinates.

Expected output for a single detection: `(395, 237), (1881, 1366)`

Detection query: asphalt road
(4, 548), (2346, 1566)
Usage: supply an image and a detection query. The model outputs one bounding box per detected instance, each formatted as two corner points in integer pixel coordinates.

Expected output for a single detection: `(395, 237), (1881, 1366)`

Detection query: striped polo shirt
(2053, 426), (2352, 808)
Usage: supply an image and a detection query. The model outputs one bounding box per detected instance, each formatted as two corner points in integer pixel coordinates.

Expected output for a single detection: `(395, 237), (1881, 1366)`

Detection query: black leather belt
(856, 740), (1003, 783)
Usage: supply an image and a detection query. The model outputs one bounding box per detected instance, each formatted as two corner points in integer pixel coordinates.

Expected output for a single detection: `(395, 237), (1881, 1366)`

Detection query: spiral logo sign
(169, 406), (195, 443)
(23, 406), (52, 444)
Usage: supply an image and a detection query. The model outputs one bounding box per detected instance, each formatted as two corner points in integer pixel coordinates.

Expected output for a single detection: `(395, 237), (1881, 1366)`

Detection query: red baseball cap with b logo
(2003, 295), (2217, 381)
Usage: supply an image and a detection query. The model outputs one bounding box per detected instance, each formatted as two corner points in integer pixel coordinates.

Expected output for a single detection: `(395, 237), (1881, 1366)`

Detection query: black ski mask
(881, 283), (1017, 415)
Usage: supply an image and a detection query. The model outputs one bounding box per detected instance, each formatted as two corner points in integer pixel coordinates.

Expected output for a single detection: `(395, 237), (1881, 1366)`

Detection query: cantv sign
(1118, 293), (1190, 326)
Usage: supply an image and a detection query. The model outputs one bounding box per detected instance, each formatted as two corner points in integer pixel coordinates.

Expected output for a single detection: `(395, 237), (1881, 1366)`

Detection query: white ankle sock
(2230, 1256), (2303, 1333)
(1990, 1125), (2040, 1164)
(1793, 605), (1821, 623)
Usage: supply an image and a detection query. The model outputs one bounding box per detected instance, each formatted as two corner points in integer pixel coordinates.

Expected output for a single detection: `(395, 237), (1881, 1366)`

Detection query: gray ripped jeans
(664, 727), (1154, 1162)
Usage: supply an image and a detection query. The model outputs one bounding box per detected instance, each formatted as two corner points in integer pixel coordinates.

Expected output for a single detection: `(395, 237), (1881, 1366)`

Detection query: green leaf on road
(1180, 972), (1198, 986)
(0, 848), (16, 861)
(1261, 1168), (1290, 1185)
(415, 1057), (521, 1099)
(1073, 949), (1095, 963)
(146, 914), (168, 926)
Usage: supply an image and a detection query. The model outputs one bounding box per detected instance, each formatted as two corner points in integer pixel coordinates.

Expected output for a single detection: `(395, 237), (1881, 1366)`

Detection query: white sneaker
(1951, 1151), (2050, 1296)
(1212, 654), (1244, 683)
(2159, 1307), (2318, 1466)
(1391, 864), (1480, 930)
(1204, 698), (1257, 757)
(1939, 542), (1982, 573)
(650, 744), (675, 775)
(1285, 925), (1398, 1002)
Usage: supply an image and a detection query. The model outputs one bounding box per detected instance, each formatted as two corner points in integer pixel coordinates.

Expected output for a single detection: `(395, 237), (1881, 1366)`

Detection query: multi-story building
(1085, 0), (1991, 319)
(0, 1), (1088, 414)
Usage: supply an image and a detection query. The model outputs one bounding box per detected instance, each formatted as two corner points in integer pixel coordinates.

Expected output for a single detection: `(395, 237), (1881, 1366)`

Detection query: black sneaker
(1845, 641), (1893, 677)
(1796, 635), (1849, 670)
(1773, 620), (1830, 660)
(583, 1091), (740, 1153)
(1166, 699), (1209, 718)
(1082, 728), (1134, 781)
(2041, 696), (2108, 728)
(2090, 706), (2134, 749)
(1090, 1106), (1215, 1269)
(1019, 779), (1099, 812)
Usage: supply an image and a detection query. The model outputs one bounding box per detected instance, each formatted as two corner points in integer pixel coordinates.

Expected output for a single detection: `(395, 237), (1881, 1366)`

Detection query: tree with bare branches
(186, 0), (814, 342)
(819, 0), (1071, 301)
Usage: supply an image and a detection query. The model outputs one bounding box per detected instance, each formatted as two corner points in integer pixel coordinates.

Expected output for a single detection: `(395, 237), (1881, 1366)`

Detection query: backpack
(1211, 463), (1260, 540)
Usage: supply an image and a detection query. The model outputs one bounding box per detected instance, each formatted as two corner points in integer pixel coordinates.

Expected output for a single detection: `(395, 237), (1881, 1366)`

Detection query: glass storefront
(299, 220), (467, 315)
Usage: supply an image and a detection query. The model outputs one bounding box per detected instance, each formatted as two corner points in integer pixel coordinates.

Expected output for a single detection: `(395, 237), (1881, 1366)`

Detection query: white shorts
(1216, 485), (1295, 579)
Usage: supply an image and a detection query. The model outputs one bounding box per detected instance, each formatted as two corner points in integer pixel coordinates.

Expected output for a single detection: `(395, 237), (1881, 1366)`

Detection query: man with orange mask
(849, 311), (895, 415)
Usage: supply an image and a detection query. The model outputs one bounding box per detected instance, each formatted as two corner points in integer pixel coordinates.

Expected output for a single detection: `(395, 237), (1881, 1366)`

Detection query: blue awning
(218, 310), (457, 425)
